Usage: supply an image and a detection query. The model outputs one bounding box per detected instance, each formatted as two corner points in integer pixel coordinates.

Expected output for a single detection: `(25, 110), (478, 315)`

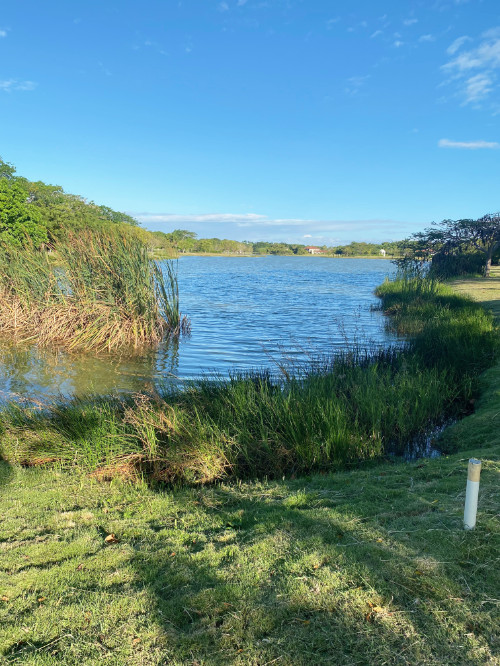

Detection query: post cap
(468, 459), (481, 482)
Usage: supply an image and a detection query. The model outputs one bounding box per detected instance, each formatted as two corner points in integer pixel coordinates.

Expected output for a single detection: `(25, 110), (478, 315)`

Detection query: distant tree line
(148, 230), (404, 257)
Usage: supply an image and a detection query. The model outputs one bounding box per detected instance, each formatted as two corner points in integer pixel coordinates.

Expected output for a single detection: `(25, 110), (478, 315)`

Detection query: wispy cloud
(403, 18), (418, 26)
(135, 212), (413, 243)
(446, 35), (471, 55)
(138, 213), (269, 225)
(419, 34), (434, 43)
(0, 30), (7, 38)
(464, 73), (493, 103)
(370, 30), (383, 39)
(438, 138), (500, 149)
(345, 75), (369, 95)
(0, 80), (37, 92)
(218, 1), (229, 11)
(326, 17), (340, 29)
(442, 28), (500, 105)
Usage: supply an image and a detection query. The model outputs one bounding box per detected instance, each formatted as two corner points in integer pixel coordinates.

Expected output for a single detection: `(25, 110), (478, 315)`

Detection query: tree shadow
(0, 459), (13, 494)
(125, 476), (498, 664)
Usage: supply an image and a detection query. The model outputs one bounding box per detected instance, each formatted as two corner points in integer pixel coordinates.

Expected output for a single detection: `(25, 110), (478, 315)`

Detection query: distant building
(305, 246), (323, 255)
(380, 249), (386, 257)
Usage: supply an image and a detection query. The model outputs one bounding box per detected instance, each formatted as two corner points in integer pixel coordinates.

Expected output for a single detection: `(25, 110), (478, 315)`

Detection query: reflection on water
(0, 257), (396, 402)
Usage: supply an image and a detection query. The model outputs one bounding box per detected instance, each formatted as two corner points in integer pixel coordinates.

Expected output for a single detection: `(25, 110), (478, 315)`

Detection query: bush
(429, 252), (485, 279)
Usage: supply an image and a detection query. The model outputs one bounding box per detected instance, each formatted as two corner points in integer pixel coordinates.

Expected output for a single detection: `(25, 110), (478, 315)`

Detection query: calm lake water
(0, 257), (396, 402)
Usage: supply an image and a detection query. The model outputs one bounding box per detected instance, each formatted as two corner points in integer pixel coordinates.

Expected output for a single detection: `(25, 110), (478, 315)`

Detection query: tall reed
(0, 230), (188, 351)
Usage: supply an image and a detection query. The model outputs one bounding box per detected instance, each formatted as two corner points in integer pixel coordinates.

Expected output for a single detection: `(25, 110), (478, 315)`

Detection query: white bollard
(464, 458), (481, 530)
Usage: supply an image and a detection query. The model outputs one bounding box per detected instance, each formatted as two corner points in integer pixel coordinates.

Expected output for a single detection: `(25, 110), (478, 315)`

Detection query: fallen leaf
(1, 596), (9, 602)
(104, 534), (119, 544)
(132, 638), (141, 645)
(170, 552), (176, 557)
(376, 538), (383, 543)
(373, 606), (385, 613)
(38, 597), (46, 603)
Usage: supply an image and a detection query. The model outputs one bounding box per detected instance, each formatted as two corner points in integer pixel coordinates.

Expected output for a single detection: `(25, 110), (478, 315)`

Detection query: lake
(0, 256), (396, 403)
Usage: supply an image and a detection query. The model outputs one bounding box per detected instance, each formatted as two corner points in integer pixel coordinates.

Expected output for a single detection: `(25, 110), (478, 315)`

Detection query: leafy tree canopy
(0, 179), (48, 248)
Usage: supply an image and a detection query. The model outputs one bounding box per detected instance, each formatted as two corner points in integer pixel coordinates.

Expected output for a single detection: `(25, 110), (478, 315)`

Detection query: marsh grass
(0, 230), (188, 351)
(1, 274), (498, 482)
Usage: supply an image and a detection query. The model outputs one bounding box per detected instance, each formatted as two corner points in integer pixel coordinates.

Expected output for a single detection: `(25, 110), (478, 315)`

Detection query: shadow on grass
(126, 480), (498, 665)
(0, 459), (13, 492)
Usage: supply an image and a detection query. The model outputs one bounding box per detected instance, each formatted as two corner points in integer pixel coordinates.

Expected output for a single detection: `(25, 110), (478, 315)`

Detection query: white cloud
(218, 1), (229, 11)
(403, 19), (418, 26)
(370, 30), (383, 39)
(237, 0), (248, 5)
(0, 79), (37, 92)
(419, 34), (434, 43)
(0, 30), (7, 38)
(136, 213), (411, 242)
(463, 73), (493, 103)
(442, 29), (500, 105)
(394, 40), (404, 48)
(438, 138), (500, 149)
(139, 213), (268, 225)
(447, 35), (471, 55)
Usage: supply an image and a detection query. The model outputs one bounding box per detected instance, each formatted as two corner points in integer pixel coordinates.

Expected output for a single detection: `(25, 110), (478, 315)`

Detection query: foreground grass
(1, 440), (499, 665)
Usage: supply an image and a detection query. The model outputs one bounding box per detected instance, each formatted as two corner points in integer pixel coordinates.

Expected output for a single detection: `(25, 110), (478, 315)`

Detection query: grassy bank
(1, 438), (499, 665)
(0, 230), (188, 352)
(1, 275), (497, 483)
(0, 273), (499, 664)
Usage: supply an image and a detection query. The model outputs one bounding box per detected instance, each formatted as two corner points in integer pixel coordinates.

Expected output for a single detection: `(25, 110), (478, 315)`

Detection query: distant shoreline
(168, 252), (397, 259)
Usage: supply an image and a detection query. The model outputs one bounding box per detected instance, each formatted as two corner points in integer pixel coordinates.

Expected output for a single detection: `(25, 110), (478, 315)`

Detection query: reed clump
(0, 229), (189, 352)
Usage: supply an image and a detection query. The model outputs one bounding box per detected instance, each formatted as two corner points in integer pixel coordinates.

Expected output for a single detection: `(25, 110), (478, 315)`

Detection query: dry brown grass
(0, 230), (188, 352)
(0, 290), (169, 352)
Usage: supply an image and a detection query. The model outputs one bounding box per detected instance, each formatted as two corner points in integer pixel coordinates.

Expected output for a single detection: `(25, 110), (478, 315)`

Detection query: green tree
(0, 158), (16, 181)
(414, 214), (500, 277)
(0, 180), (48, 248)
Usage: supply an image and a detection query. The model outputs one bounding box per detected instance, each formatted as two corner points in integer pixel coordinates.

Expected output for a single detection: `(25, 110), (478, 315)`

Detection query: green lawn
(0, 271), (499, 665)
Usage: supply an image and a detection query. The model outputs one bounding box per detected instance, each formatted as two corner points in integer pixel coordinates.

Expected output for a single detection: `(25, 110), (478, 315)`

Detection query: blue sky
(1, 0), (500, 244)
